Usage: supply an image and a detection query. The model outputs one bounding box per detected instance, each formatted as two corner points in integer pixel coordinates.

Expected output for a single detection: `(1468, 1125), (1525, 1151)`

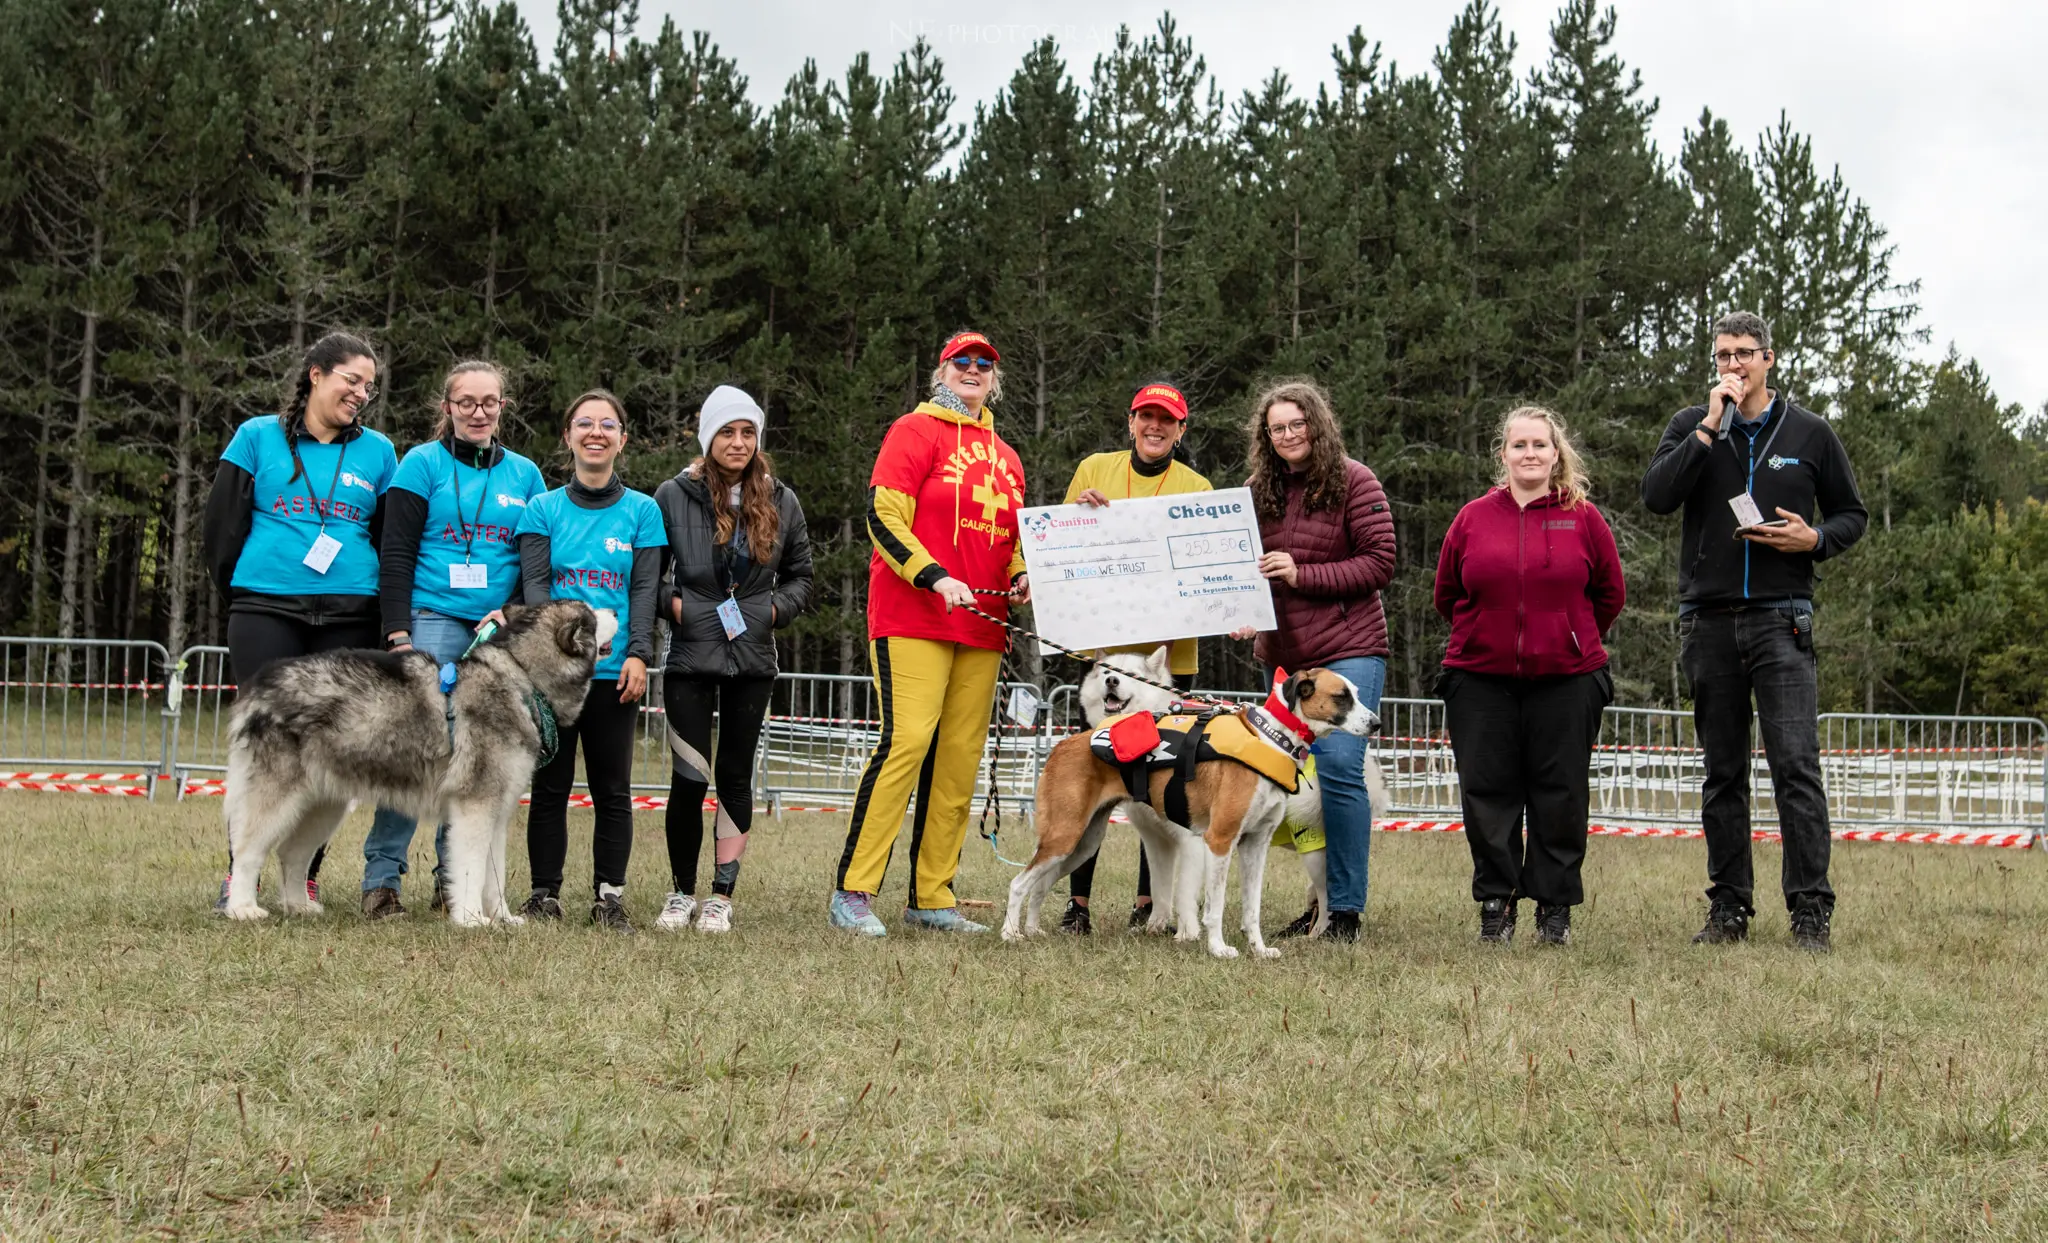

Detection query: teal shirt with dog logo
(223, 414), (397, 597)
(516, 486), (664, 681)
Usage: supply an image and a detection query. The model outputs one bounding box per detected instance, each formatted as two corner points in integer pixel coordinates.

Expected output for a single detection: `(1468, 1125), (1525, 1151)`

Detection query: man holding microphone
(1640, 311), (1868, 951)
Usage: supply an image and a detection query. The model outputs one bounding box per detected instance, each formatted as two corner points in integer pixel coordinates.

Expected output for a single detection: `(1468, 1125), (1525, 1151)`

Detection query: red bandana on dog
(1257, 668), (1318, 754)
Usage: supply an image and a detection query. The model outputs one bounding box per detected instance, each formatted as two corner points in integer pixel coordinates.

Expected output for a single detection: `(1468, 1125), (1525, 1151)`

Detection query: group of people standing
(206, 306), (1866, 952)
(205, 333), (813, 933)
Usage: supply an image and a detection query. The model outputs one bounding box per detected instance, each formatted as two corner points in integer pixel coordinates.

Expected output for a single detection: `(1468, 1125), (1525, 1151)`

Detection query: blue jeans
(1270, 655), (1386, 915)
(361, 610), (474, 892)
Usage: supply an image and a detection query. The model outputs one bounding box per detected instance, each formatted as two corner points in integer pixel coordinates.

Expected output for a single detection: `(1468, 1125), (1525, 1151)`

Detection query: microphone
(1715, 391), (1735, 440)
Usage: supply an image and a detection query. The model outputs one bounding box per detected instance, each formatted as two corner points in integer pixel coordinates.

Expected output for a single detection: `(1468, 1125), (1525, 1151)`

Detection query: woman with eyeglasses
(1054, 380), (1212, 936)
(1231, 379), (1397, 943)
(514, 390), (665, 931)
(830, 330), (1029, 937)
(202, 330), (399, 912)
(357, 360), (548, 920)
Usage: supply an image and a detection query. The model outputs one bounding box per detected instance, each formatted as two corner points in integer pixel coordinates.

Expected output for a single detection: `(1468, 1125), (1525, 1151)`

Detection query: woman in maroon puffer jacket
(1434, 405), (1624, 948)
(1232, 379), (1397, 943)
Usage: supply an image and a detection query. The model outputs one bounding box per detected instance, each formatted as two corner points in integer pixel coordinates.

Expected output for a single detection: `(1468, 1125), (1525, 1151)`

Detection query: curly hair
(1246, 379), (1348, 521)
(1491, 405), (1590, 508)
(690, 445), (781, 558)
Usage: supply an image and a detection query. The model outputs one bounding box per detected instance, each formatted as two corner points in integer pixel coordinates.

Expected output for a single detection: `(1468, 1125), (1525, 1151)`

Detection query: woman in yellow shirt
(1058, 381), (1213, 935)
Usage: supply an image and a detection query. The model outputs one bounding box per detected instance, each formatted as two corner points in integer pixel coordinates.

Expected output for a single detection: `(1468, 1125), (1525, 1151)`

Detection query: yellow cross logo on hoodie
(971, 473), (1011, 523)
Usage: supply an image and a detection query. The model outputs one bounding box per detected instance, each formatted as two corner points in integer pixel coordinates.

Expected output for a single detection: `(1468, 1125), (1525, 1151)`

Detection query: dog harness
(434, 617), (561, 766)
(1089, 706), (1304, 827)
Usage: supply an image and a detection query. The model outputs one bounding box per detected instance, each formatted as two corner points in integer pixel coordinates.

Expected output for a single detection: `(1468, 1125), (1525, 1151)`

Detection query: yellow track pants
(835, 637), (1002, 909)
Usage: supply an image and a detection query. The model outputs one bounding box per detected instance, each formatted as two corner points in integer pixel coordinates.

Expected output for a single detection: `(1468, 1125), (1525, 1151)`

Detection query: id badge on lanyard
(716, 594), (746, 641)
(299, 441), (351, 575)
(447, 449), (497, 589)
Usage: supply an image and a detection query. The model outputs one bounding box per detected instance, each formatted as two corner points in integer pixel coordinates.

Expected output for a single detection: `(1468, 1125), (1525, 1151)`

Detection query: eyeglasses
(1267, 419), (1309, 442)
(570, 417), (622, 434)
(1713, 347), (1766, 366)
(949, 356), (995, 372)
(448, 396), (507, 415)
(336, 370), (378, 400)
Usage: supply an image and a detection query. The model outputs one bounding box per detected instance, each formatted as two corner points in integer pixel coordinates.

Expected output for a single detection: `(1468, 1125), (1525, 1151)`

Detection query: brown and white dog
(1004, 668), (1377, 958)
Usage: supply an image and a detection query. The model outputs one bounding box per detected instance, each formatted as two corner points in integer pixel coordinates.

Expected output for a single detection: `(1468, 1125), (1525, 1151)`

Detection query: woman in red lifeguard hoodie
(1433, 405), (1624, 948)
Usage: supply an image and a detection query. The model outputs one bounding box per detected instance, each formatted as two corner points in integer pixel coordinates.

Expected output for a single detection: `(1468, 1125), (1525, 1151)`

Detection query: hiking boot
(306, 878), (321, 906)
(697, 895), (734, 933)
(902, 906), (989, 934)
(1059, 899), (1092, 936)
(655, 892), (698, 932)
(1317, 910), (1361, 943)
(1533, 903), (1571, 946)
(1691, 903), (1751, 945)
(1478, 898), (1516, 945)
(1127, 901), (1153, 930)
(829, 889), (887, 938)
(1274, 902), (1319, 940)
(212, 873), (233, 916)
(1789, 900), (1833, 953)
(519, 889), (565, 921)
(430, 878), (450, 914)
(590, 893), (633, 933)
(361, 886), (406, 920)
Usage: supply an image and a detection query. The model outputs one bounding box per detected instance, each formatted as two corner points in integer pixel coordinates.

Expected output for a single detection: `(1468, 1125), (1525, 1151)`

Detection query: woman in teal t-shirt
(514, 389), (665, 931)
(201, 330), (398, 911)
(359, 359), (548, 919)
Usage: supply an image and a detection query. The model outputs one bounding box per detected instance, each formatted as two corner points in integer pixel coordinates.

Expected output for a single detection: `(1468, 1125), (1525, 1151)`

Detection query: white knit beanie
(697, 385), (765, 454)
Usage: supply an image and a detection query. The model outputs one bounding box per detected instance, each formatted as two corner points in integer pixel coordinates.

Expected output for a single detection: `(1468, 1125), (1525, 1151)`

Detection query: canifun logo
(1025, 511), (1098, 542)
(1767, 455), (1801, 470)
(496, 493), (528, 508)
(339, 471), (375, 492)
(603, 537), (634, 554)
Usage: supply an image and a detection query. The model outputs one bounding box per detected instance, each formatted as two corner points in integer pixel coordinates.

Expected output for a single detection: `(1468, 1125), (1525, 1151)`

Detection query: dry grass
(1, 794), (2045, 1240)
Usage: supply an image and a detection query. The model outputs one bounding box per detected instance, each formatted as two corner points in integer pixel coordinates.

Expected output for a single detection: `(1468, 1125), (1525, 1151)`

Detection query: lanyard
(446, 445), (497, 565)
(296, 437), (350, 532)
(1125, 452), (1171, 499)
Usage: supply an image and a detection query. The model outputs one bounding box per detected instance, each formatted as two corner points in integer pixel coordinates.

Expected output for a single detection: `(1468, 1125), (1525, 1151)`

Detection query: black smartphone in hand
(1733, 519), (1789, 540)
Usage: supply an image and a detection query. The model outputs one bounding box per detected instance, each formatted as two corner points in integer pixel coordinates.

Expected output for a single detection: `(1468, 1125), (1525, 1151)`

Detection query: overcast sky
(520, 1), (2046, 416)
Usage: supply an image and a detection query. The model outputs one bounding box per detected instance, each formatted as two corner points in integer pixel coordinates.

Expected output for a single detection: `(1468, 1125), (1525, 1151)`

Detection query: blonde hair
(1492, 405), (1589, 508)
(927, 359), (1005, 406)
(432, 359), (508, 442)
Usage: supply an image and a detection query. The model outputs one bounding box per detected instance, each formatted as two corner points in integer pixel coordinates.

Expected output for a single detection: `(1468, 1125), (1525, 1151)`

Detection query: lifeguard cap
(940, 331), (1000, 363)
(1130, 382), (1189, 421)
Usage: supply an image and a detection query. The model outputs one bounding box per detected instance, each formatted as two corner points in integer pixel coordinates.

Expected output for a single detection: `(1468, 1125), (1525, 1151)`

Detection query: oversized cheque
(1016, 487), (1277, 652)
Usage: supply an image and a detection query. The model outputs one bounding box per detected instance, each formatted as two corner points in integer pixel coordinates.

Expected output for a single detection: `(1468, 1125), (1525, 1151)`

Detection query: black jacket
(1640, 394), (1867, 606)
(652, 466), (813, 679)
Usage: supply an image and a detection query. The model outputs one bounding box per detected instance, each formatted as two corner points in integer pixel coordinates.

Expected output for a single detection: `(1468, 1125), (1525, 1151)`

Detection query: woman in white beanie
(648, 385), (814, 932)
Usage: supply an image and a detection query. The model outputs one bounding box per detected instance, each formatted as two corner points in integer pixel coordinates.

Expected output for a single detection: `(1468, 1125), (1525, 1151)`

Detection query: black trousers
(1680, 608), (1833, 914)
(1066, 672), (1194, 903)
(1441, 667), (1611, 906)
(225, 608), (380, 884)
(662, 672), (775, 895)
(527, 679), (641, 897)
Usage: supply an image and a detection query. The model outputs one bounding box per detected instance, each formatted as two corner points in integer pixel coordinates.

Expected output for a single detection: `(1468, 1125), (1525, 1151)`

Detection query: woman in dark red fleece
(1434, 406), (1624, 947)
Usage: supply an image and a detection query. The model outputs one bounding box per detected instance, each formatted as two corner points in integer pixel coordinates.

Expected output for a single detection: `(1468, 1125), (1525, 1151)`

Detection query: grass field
(2, 795), (2045, 1240)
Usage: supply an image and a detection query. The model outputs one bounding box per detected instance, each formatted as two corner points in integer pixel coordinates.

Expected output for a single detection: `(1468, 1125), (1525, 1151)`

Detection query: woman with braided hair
(201, 330), (399, 911)
(829, 330), (1030, 937)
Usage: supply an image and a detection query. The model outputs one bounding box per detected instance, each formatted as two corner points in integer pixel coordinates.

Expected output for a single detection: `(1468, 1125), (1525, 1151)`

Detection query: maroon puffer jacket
(1250, 458), (1397, 671)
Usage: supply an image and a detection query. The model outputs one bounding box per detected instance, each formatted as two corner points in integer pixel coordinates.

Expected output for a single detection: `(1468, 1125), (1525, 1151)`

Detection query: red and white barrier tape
(1, 772), (151, 796)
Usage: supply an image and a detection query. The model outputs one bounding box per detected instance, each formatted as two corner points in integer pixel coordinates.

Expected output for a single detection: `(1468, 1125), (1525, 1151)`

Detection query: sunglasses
(949, 355), (995, 372)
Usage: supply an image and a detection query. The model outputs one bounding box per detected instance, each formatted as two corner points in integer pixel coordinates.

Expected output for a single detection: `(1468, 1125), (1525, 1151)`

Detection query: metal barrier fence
(2, 636), (2042, 848)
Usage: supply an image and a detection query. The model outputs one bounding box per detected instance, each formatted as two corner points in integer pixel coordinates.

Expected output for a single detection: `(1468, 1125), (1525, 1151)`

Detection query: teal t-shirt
(222, 414), (397, 597)
(392, 440), (547, 621)
(515, 486), (665, 680)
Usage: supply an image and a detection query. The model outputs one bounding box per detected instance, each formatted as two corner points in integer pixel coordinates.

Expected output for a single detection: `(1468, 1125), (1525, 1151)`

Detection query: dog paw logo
(603, 537), (633, 554)
(497, 493), (528, 508)
(1022, 512), (1054, 542)
(1767, 455), (1801, 470)
(339, 471), (374, 492)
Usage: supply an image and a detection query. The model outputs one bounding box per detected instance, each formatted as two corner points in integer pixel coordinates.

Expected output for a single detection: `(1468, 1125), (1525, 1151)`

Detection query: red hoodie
(1433, 488), (1624, 678)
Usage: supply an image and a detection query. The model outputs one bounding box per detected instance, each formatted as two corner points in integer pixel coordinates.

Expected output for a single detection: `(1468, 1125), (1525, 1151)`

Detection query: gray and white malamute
(220, 601), (617, 927)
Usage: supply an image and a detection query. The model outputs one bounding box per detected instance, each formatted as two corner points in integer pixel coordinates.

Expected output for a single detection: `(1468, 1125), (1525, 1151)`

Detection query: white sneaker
(697, 895), (734, 933)
(655, 892), (698, 931)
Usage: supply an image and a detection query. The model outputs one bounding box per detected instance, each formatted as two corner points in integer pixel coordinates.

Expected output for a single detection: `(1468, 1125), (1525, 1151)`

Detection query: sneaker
(1126, 901), (1152, 930)
(1059, 899), (1092, 936)
(306, 878), (320, 905)
(1317, 910), (1361, 943)
(361, 886), (406, 920)
(1479, 898), (1516, 945)
(697, 895), (734, 934)
(430, 879), (450, 914)
(1534, 903), (1571, 946)
(1789, 900), (1832, 953)
(656, 892), (698, 931)
(829, 889), (887, 938)
(902, 906), (989, 934)
(1691, 903), (1751, 945)
(519, 889), (565, 921)
(1274, 902), (1319, 940)
(212, 873), (233, 915)
(590, 893), (633, 933)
